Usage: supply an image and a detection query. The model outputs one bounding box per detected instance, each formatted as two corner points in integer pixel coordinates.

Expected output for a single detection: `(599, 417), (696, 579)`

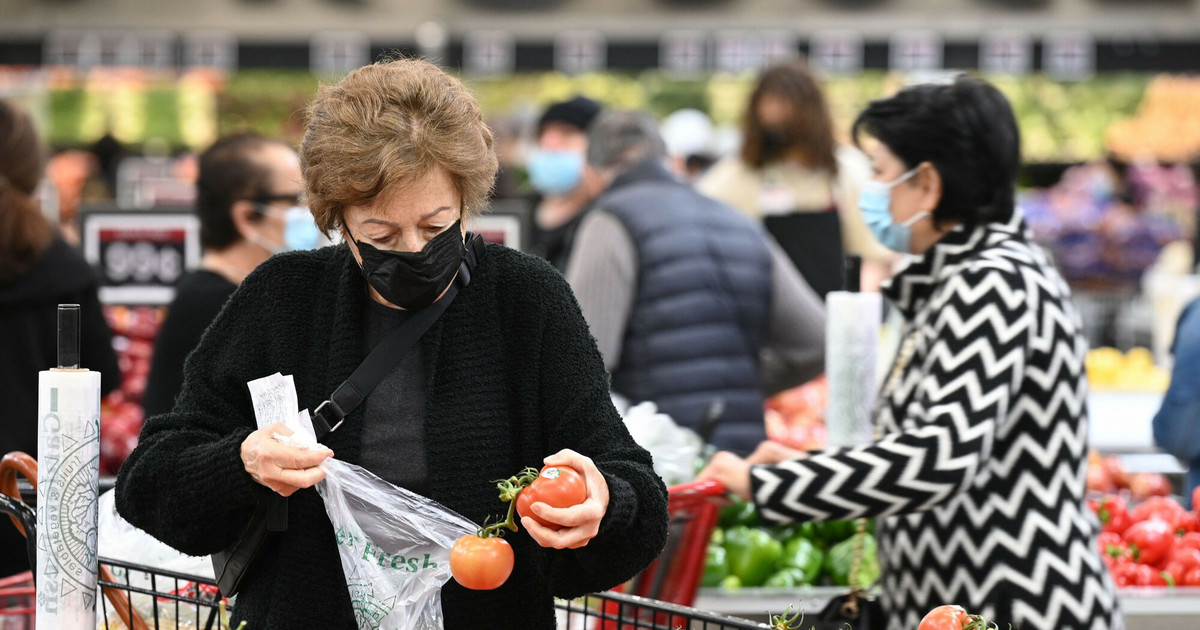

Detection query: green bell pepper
(720, 574), (742, 590)
(764, 567), (808, 588)
(823, 533), (879, 588)
(722, 525), (783, 587)
(778, 535), (824, 585)
(701, 542), (728, 587)
(719, 501), (761, 528)
(815, 520), (856, 547)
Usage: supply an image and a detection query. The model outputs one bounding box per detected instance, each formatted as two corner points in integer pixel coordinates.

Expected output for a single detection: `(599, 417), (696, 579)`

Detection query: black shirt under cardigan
(115, 243), (669, 630)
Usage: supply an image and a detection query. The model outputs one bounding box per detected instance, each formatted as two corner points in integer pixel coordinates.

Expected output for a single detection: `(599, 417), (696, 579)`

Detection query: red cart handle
(666, 479), (728, 499)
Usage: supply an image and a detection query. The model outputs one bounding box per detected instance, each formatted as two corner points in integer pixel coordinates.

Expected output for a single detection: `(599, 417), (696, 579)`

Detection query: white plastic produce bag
(619, 400), (703, 486)
(248, 373), (478, 630)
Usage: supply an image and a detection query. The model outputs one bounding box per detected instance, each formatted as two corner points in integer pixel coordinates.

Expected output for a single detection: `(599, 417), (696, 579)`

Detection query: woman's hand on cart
(240, 422), (334, 497)
(698, 441), (807, 502)
(519, 449), (610, 550)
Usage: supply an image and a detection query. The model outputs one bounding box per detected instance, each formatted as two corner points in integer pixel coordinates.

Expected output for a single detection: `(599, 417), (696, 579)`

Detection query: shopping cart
(620, 480), (730, 608)
(4, 450), (760, 630)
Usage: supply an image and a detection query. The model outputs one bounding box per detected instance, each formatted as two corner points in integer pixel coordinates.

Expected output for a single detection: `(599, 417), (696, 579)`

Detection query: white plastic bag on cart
(248, 373), (477, 630)
(619, 400), (703, 486)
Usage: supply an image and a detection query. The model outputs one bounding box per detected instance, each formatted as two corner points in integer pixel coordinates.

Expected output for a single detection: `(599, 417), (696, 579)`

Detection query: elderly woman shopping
(116, 59), (669, 629)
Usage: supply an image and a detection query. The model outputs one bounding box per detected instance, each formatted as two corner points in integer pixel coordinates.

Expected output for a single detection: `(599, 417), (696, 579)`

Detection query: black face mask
(349, 219), (466, 310)
(760, 128), (793, 161)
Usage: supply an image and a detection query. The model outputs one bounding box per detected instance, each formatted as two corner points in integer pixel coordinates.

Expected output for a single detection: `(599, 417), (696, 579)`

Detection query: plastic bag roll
(825, 291), (881, 448)
(36, 369), (101, 630)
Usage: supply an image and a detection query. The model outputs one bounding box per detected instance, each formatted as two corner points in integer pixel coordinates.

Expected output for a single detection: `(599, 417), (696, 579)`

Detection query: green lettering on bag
(422, 554), (437, 570)
(408, 557), (419, 572)
(361, 542), (374, 562)
(390, 555), (407, 570)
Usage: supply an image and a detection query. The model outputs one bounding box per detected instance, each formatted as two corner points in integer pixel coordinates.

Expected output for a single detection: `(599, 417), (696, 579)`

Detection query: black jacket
(0, 237), (121, 577)
(115, 243), (669, 629)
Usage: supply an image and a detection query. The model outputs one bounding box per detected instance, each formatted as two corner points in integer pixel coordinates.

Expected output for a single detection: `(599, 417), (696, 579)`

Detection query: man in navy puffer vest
(564, 110), (826, 455)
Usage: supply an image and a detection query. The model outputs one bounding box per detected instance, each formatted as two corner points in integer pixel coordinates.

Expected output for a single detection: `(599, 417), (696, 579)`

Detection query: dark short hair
(741, 60), (838, 173)
(852, 75), (1020, 230)
(196, 132), (286, 251)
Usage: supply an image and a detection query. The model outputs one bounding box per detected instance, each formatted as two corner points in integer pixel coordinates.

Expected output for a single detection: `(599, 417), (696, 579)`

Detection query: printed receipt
(246, 372), (319, 447)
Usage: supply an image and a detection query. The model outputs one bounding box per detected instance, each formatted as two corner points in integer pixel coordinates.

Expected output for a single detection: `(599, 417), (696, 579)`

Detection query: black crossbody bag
(212, 235), (486, 596)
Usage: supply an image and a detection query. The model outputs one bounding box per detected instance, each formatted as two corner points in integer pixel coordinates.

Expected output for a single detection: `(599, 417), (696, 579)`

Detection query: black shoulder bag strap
(213, 233), (487, 596)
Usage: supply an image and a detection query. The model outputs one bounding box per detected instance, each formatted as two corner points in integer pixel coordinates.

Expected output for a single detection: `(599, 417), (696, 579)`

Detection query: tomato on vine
(450, 534), (514, 591)
(513, 465), (587, 530)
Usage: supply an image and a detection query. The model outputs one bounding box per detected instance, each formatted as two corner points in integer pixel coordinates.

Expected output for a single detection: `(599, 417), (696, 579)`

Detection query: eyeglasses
(251, 192), (304, 206)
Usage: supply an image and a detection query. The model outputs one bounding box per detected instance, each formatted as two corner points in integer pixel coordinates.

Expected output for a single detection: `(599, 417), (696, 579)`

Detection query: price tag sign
(660, 30), (708, 75)
(811, 30), (863, 75)
(889, 30), (943, 73)
(980, 30), (1032, 75)
(555, 30), (606, 75)
(82, 211), (201, 305)
(463, 30), (515, 76)
(1044, 30), (1095, 81)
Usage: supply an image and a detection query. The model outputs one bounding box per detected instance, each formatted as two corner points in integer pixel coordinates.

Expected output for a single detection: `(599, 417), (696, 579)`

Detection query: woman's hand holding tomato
(515, 464), (587, 530)
(519, 449), (609, 550)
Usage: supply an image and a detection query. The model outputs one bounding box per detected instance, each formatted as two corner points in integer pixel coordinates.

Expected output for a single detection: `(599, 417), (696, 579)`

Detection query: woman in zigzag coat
(699, 75), (1123, 630)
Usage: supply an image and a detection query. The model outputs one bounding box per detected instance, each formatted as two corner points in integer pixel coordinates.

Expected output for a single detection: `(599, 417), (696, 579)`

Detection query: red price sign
(82, 211), (201, 305)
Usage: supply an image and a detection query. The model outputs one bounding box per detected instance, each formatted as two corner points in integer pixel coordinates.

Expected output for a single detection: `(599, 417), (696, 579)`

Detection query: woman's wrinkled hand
(240, 422), (333, 497)
(696, 451), (753, 502)
(520, 449), (609, 550)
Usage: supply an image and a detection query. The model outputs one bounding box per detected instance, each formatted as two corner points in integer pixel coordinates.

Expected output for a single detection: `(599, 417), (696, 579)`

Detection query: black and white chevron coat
(751, 214), (1123, 629)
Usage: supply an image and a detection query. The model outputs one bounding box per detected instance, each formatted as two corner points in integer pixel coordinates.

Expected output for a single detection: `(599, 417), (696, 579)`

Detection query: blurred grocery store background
(2, 0), (1199, 503)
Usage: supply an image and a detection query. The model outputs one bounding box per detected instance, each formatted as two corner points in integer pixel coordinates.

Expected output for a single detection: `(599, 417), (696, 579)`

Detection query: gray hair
(586, 110), (668, 172)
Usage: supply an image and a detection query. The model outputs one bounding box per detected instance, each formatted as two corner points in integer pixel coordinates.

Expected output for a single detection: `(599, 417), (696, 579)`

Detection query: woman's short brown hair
(741, 59), (838, 173)
(300, 59), (498, 232)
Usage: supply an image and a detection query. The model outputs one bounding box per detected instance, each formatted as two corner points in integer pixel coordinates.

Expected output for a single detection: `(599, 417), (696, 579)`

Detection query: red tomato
(1124, 519), (1176, 565)
(1110, 561), (1140, 587)
(1180, 511), (1200, 534)
(1091, 495), (1133, 536)
(450, 535), (514, 591)
(1161, 561), (1186, 587)
(1133, 564), (1169, 587)
(515, 465), (587, 531)
(1171, 547), (1200, 572)
(1193, 487), (1200, 514)
(1184, 567), (1200, 587)
(1178, 532), (1200, 553)
(1129, 474), (1173, 501)
(1130, 497), (1187, 531)
(917, 605), (968, 630)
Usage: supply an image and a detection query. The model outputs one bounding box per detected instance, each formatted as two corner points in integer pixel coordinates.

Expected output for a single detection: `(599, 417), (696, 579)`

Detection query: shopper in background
(0, 98), (121, 577)
(116, 60), (667, 630)
(526, 95), (601, 271)
(699, 59), (892, 298)
(141, 132), (319, 417)
(566, 110), (826, 455)
(1153, 297), (1200, 508)
(697, 76), (1122, 629)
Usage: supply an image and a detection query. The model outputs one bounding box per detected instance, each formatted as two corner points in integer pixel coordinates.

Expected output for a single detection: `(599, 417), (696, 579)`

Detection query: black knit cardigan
(115, 243), (670, 629)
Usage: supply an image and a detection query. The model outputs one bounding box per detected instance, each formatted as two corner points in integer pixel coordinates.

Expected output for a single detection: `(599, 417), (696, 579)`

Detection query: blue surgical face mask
(252, 204), (323, 253)
(283, 206), (323, 250)
(527, 150), (584, 197)
(860, 167), (927, 253)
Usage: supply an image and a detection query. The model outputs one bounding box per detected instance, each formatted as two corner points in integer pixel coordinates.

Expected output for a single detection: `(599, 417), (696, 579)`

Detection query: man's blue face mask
(527, 150), (585, 197)
(859, 166), (928, 253)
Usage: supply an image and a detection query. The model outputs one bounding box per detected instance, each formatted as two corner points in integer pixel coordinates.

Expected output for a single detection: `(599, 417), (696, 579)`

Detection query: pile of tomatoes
(1090, 489), (1200, 587)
